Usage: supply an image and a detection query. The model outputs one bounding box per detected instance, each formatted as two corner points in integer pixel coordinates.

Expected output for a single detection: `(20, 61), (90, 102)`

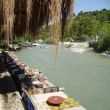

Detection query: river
(17, 46), (110, 110)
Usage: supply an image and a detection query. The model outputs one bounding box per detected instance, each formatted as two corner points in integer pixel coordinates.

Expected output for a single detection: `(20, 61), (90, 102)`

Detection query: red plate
(47, 96), (64, 105)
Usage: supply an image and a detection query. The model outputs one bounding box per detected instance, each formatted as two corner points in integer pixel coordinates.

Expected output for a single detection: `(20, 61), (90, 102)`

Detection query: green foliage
(24, 34), (33, 42)
(94, 32), (110, 52)
(16, 34), (34, 43)
(35, 26), (51, 43)
(93, 21), (110, 52)
(75, 9), (110, 40)
(35, 25), (61, 44)
(63, 9), (110, 52)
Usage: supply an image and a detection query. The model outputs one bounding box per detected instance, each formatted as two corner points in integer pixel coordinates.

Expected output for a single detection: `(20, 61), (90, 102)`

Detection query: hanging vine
(0, 0), (74, 45)
(3, 0), (15, 45)
(26, 0), (33, 33)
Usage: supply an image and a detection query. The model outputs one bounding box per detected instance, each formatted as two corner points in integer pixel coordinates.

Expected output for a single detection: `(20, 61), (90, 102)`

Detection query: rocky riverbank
(63, 42), (89, 54)
(101, 51), (110, 57)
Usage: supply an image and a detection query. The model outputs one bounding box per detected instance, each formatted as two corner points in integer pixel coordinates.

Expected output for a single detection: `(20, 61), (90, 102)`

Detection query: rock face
(0, 0), (74, 41)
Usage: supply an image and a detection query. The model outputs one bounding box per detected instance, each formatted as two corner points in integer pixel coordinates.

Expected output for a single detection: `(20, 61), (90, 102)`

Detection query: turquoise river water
(17, 46), (110, 110)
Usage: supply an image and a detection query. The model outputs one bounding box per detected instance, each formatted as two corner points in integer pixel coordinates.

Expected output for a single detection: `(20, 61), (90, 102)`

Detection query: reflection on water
(17, 46), (110, 110)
